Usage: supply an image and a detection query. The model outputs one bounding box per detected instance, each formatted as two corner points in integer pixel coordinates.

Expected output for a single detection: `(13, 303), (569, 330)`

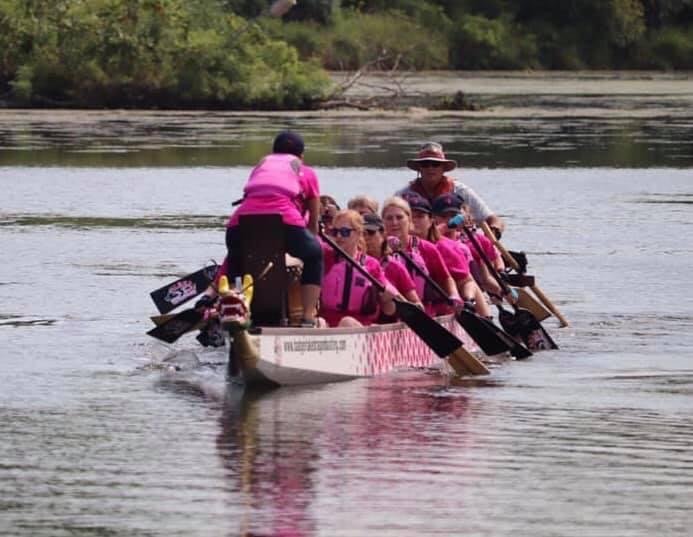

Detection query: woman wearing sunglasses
(320, 210), (398, 328)
(381, 195), (463, 317)
(362, 213), (423, 314)
(396, 142), (505, 238)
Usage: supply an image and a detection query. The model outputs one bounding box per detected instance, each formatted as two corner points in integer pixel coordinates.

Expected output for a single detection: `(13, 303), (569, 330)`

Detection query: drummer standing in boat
(396, 142), (505, 238)
(225, 131), (322, 327)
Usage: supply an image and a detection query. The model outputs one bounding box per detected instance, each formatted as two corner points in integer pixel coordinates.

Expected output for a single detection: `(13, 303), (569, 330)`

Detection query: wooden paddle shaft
(527, 285), (569, 327)
(480, 222), (569, 327)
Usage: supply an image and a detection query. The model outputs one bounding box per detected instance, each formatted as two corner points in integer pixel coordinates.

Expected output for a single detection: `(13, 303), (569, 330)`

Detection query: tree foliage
(0, 0), (330, 108)
(0, 0), (691, 109)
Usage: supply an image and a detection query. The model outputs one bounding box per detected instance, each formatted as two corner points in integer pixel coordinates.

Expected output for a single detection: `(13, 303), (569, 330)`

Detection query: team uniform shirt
(409, 237), (451, 290)
(319, 247), (390, 328)
(461, 230), (499, 264)
(395, 236), (452, 316)
(227, 158), (320, 228)
(396, 176), (492, 224)
(381, 256), (416, 296)
(435, 236), (471, 281)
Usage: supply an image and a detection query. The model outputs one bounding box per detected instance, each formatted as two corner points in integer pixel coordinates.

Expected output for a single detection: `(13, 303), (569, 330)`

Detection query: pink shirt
(320, 247), (388, 327)
(227, 160), (320, 228)
(462, 231), (499, 263)
(407, 236), (451, 289)
(435, 236), (471, 281)
(382, 256), (416, 296)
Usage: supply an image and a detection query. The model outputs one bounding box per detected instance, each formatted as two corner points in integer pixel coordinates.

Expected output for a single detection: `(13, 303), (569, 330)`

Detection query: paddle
(147, 264), (273, 344)
(147, 307), (206, 343)
(386, 236), (531, 359)
(149, 264), (219, 314)
(460, 220), (558, 351)
(480, 222), (569, 327)
(319, 230), (489, 376)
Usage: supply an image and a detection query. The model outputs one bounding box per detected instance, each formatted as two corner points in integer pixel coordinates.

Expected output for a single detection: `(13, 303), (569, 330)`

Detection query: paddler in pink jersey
(320, 210), (397, 328)
(225, 131), (322, 326)
(381, 195), (463, 317)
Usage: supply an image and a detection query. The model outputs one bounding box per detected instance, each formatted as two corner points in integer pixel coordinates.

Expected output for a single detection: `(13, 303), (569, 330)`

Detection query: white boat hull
(231, 314), (480, 386)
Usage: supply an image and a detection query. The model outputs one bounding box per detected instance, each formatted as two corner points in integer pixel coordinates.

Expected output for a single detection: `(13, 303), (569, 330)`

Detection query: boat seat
(238, 214), (289, 326)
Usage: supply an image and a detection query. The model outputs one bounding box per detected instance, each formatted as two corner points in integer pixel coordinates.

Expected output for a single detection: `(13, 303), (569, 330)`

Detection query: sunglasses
(328, 227), (355, 238)
(364, 229), (379, 236)
(419, 161), (442, 168)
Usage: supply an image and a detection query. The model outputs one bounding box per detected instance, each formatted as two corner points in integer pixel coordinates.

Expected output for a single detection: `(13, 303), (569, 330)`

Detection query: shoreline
(1, 71), (691, 118)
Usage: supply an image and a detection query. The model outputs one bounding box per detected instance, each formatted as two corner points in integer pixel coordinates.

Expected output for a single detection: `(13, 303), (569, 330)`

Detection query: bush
(449, 14), (538, 69)
(634, 26), (693, 69)
(0, 0), (331, 109)
(320, 10), (449, 70)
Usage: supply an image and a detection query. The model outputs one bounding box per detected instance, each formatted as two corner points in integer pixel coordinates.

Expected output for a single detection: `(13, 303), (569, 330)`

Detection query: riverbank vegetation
(273, 0), (693, 70)
(0, 0), (330, 108)
(1, 0), (691, 109)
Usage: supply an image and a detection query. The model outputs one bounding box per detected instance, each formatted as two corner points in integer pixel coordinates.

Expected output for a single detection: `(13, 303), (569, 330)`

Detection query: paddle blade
(461, 309), (532, 360)
(147, 308), (204, 343)
(150, 265), (217, 314)
(150, 313), (174, 326)
(394, 299), (462, 358)
(448, 346), (490, 376)
(515, 287), (551, 321)
(499, 306), (557, 352)
(457, 309), (511, 356)
(502, 273), (535, 287)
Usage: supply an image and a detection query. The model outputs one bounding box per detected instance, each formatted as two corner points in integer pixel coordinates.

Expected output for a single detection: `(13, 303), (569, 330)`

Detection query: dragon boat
(151, 214), (486, 387)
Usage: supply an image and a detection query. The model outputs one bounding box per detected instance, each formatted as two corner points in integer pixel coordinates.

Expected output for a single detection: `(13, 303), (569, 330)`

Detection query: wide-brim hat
(406, 142), (457, 172)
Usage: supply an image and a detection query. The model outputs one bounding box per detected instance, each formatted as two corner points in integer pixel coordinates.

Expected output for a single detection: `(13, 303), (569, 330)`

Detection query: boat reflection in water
(215, 372), (484, 536)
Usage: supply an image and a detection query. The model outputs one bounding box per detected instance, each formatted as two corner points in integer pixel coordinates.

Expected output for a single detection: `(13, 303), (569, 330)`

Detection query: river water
(1, 74), (693, 536)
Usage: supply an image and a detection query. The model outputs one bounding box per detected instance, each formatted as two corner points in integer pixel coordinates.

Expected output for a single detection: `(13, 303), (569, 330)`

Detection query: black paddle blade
(395, 299), (462, 358)
(457, 309), (532, 359)
(150, 265), (218, 314)
(501, 273), (535, 287)
(147, 308), (205, 343)
(498, 306), (558, 352)
(457, 309), (511, 356)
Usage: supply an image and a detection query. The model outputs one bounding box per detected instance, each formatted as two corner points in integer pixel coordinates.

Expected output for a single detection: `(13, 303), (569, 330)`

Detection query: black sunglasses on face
(364, 229), (379, 236)
(328, 227), (355, 238)
(419, 161), (442, 168)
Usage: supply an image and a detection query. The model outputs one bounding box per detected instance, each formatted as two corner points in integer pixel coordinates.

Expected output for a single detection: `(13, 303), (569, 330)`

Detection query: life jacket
(243, 153), (303, 199)
(392, 236), (437, 303)
(321, 254), (379, 317)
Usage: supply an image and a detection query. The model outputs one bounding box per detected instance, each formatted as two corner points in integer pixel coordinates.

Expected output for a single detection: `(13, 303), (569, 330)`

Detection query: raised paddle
(480, 222), (569, 327)
(459, 219), (558, 351)
(149, 263), (219, 314)
(147, 263), (274, 344)
(386, 236), (531, 359)
(319, 230), (489, 376)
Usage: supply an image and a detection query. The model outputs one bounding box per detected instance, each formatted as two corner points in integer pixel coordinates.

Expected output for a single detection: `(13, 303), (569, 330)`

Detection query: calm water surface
(1, 104), (692, 536)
